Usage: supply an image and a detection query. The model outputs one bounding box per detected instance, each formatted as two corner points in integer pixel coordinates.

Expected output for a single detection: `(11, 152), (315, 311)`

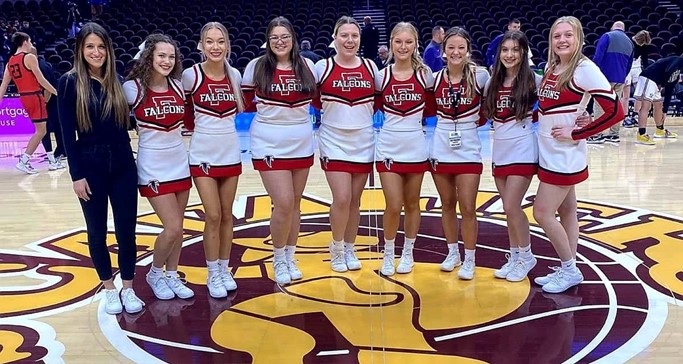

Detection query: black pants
(78, 143), (138, 281)
(41, 99), (64, 156)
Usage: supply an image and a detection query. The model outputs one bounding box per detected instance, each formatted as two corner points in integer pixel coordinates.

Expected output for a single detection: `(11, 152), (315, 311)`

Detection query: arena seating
(1, 0), (681, 77)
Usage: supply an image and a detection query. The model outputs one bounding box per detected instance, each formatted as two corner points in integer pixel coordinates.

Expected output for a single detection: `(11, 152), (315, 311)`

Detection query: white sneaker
(329, 244), (348, 273)
(396, 250), (414, 274)
(344, 247), (362, 270)
(288, 259), (303, 280)
(542, 267), (584, 293)
(493, 253), (517, 279)
(16, 161), (38, 174)
(273, 260), (291, 285)
(380, 251), (395, 276)
(458, 258), (475, 280)
(220, 270), (238, 291)
(146, 273), (174, 300)
(207, 272), (228, 298)
(164, 275), (195, 299)
(534, 266), (561, 286)
(506, 256), (538, 282)
(48, 160), (66, 170)
(104, 289), (123, 314)
(440, 248), (462, 272)
(121, 288), (145, 313)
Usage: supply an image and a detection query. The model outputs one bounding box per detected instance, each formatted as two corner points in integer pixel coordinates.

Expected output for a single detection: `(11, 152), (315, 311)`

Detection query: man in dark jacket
(361, 16), (379, 60)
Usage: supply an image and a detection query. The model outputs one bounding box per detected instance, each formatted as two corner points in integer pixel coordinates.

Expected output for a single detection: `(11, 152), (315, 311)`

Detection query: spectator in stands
(429, 27), (489, 280)
(588, 21), (633, 144)
(242, 16), (318, 286)
(57, 22), (144, 314)
(299, 40), (321, 63)
(633, 54), (683, 145)
(360, 16), (379, 60)
(32, 45), (66, 167)
(486, 19), (521, 68)
(534, 16), (623, 294)
(182, 22), (245, 298)
(375, 22), (433, 277)
(374, 45), (390, 69)
(89, 0), (105, 20)
(623, 30), (652, 128)
(423, 25), (445, 72)
(314, 16), (378, 274)
(20, 20), (37, 47)
(482, 30), (539, 282)
(0, 32), (58, 174)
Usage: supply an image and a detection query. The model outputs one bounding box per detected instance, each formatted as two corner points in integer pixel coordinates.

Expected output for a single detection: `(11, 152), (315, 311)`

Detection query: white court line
(316, 350), (351, 356)
(122, 330), (223, 354)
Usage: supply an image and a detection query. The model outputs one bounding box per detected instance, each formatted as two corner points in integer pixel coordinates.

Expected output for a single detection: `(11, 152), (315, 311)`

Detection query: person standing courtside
(588, 21), (633, 144)
(360, 16), (380, 60)
(57, 23), (144, 314)
(423, 26), (445, 72)
(0, 32), (58, 174)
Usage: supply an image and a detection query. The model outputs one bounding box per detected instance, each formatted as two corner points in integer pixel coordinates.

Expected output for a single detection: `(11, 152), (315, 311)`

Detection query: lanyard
(446, 68), (462, 131)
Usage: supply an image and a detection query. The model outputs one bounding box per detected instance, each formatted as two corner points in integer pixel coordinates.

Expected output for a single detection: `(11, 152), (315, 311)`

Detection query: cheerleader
(534, 16), (624, 293)
(182, 23), (245, 298)
(315, 16), (378, 273)
(375, 22), (433, 276)
(429, 27), (489, 280)
(242, 17), (318, 285)
(124, 34), (194, 300)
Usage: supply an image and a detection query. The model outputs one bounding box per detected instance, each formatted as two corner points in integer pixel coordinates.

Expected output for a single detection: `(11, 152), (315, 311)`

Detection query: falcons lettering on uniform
(383, 158), (393, 171)
(147, 180), (160, 194)
(202, 85), (236, 106)
(435, 88), (473, 107)
(264, 155), (275, 169)
(145, 96), (184, 119)
(668, 70), (681, 84)
(333, 72), (371, 92)
(429, 158), (439, 171)
(496, 94), (514, 110)
(386, 84), (421, 105)
(321, 156), (329, 169)
(538, 78), (560, 100)
(200, 162), (211, 175)
(271, 75), (302, 95)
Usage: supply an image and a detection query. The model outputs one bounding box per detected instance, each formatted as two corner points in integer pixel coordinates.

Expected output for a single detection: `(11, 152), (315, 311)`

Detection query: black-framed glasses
(268, 34), (292, 42)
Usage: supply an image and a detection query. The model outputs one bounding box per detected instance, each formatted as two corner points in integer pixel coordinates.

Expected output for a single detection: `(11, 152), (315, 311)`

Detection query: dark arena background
(1, 0), (682, 363)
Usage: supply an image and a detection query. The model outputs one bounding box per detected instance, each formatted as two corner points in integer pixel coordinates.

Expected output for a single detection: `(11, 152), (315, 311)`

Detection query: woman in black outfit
(57, 22), (143, 315)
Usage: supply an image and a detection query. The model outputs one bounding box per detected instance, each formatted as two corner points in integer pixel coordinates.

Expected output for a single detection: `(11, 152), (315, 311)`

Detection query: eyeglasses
(268, 34), (292, 42)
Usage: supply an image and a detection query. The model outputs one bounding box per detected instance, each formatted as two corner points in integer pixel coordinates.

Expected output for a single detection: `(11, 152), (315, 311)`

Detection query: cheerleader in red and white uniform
(429, 27), (489, 280)
(182, 23), (245, 298)
(534, 16), (624, 294)
(123, 34), (194, 300)
(482, 31), (540, 282)
(375, 22), (434, 276)
(241, 17), (318, 285)
(315, 16), (379, 273)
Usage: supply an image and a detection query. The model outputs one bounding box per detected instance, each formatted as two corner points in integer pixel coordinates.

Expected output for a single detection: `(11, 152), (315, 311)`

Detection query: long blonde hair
(70, 22), (129, 132)
(199, 22), (245, 112)
(389, 22), (428, 73)
(544, 16), (586, 91)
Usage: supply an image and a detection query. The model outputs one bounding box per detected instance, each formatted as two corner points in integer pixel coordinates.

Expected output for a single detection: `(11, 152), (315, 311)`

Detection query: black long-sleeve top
(57, 73), (131, 181)
(640, 56), (683, 113)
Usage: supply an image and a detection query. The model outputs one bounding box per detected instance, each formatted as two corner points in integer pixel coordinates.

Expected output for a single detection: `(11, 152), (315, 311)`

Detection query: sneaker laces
(274, 260), (289, 274)
(331, 249), (345, 264)
(166, 275), (186, 289)
(208, 272), (224, 287)
(122, 289), (143, 306)
(462, 258), (475, 271)
(548, 268), (566, 286)
(105, 289), (119, 304)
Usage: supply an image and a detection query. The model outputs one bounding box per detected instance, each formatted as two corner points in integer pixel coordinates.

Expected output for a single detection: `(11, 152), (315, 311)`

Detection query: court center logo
(0, 190), (680, 363)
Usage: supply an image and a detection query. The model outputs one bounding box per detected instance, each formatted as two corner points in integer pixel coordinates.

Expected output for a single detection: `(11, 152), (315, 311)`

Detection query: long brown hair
(484, 31), (537, 120)
(543, 16), (587, 91)
(125, 34), (182, 95)
(253, 16), (316, 95)
(198, 22), (245, 112)
(442, 27), (477, 98)
(69, 22), (129, 131)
